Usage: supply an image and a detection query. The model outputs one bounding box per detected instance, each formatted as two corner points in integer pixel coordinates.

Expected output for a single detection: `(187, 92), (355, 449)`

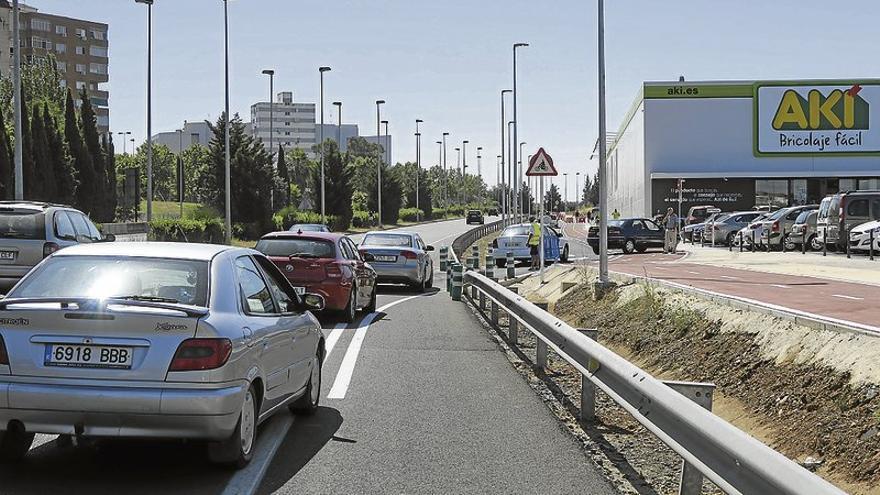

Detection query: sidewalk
(679, 242), (880, 287)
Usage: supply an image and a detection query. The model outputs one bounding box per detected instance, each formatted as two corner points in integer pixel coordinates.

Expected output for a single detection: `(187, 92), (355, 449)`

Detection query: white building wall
(607, 102), (647, 217)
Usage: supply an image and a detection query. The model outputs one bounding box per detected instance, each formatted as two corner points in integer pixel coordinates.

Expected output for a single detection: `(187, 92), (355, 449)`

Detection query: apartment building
(0, 1), (110, 133)
(317, 123), (359, 153)
(251, 91), (316, 154)
(151, 121), (212, 153)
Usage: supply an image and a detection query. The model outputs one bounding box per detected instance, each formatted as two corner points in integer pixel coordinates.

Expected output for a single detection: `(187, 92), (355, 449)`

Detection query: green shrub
(351, 210), (373, 228)
(431, 207), (446, 220)
(399, 208), (423, 222)
(149, 218), (225, 243)
(272, 206), (338, 232)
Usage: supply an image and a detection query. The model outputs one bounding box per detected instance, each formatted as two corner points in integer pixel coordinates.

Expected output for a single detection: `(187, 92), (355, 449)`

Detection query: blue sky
(30, 0), (880, 201)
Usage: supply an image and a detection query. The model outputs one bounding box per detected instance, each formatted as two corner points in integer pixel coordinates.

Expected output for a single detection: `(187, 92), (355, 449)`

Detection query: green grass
(139, 200), (220, 220)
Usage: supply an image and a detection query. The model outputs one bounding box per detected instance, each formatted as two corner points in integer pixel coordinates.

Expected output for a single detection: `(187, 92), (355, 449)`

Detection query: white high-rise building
(251, 91), (316, 154)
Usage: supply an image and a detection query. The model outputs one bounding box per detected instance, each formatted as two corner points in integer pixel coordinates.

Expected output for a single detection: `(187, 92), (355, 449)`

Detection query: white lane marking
(429, 231), (461, 246)
(327, 294), (426, 399)
(323, 323), (348, 363)
(720, 275), (740, 280)
(220, 414), (294, 495)
(832, 294), (864, 301)
(771, 284), (791, 289)
(686, 270), (700, 275)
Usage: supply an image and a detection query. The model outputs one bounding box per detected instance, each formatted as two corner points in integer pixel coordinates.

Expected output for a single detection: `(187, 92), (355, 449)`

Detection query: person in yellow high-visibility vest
(527, 216), (541, 271)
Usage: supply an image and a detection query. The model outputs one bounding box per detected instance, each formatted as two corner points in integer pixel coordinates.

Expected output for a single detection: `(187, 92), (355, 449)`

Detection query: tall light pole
(442, 132), (449, 209)
(500, 89), (511, 225)
(11, 0), (21, 199)
(576, 172), (581, 215)
(177, 125), (183, 216)
(461, 140), (468, 205)
(222, 0), (231, 244)
(507, 120), (514, 220)
(512, 42), (529, 222)
(454, 147), (461, 206)
(333, 101), (342, 148)
(318, 66), (331, 224)
(597, 0), (609, 285)
(375, 100), (385, 227)
(476, 146), (483, 203)
(528, 154), (533, 217)
(261, 69), (274, 211)
(563, 173), (569, 213)
(135, 0), (154, 220)
(415, 119), (423, 221)
(519, 141), (526, 215)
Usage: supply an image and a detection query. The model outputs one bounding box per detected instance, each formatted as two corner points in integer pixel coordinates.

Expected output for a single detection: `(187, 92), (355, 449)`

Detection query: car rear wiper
(289, 252), (319, 258)
(112, 295), (179, 303)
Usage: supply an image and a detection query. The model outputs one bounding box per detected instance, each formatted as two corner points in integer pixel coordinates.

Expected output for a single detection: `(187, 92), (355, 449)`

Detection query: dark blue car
(587, 218), (665, 254)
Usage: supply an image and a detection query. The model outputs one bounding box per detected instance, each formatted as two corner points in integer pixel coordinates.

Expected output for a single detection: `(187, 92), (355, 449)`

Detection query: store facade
(607, 80), (880, 217)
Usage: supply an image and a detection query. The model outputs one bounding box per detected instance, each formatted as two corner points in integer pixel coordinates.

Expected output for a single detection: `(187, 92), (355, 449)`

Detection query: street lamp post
(333, 101), (342, 148)
(375, 100), (385, 227)
(575, 172), (581, 215)
(563, 173), (569, 213)
(454, 147), (460, 206)
(512, 42), (529, 223)
(135, 0), (154, 221)
(177, 125), (184, 217)
(461, 140), (468, 206)
(381, 120), (389, 167)
(507, 121), (514, 221)
(476, 147), (482, 203)
(222, 0), (231, 244)
(597, 0), (609, 285)
(319, 66), (331, 225)
(11, 0), (21, 199)
(415, 119), (423, 221)
(496, 155), (502, 213)
(500, 89), (511, 225)
(261, 69), (274, 210)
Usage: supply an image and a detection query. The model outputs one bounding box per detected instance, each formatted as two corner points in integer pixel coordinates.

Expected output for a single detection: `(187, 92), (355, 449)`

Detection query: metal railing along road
(458, 269), (845, 495)
(451, 218), (505, 262)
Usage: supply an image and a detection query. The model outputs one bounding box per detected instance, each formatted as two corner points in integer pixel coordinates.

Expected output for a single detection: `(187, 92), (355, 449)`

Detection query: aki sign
(754, 82), (880, 156)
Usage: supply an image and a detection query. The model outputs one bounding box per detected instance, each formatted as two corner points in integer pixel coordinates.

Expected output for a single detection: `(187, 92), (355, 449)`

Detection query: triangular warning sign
(526, 147), (557, 176)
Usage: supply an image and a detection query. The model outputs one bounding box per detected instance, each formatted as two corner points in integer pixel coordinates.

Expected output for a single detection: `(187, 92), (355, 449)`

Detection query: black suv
(466, 210), (484, 225)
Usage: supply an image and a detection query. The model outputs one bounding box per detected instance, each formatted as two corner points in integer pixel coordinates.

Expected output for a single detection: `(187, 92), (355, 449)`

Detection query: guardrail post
(579, 328), (599, 422)
(664, 381), (716, 495)
(490, 298), (499, 325)
(451, 263), (463, 301)
(439, 245), (449, 271)
(485, 248), (495, 280)
(471, 280), (478, 300)
(508, 287), (519, 344)
(446, 263), (452, 293)
(506, 251), (515, 279)
(479, 288), (486, 310)
(534, 302), (549, 370)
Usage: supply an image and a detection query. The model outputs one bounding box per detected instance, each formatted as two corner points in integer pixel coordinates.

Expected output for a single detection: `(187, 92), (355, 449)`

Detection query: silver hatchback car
(0, 201), (110, 291)
(0, 242), (324, 468)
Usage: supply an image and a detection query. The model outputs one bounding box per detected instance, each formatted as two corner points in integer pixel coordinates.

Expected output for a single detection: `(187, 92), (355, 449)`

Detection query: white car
(849, 220), (880, 252)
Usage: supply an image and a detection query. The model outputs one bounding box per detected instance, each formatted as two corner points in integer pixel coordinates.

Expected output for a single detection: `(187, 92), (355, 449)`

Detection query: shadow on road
(258, 406), (343, 495)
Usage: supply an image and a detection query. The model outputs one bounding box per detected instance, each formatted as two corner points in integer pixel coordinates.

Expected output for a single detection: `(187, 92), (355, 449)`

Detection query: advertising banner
(754, 82), (880, 156)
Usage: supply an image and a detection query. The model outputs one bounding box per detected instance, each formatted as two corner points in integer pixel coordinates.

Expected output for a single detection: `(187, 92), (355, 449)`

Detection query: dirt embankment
(550, 280), (880, 494)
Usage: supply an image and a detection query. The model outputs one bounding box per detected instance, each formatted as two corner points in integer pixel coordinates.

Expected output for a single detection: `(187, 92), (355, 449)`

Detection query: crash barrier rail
(451, 218), (506, 263)
(101, 222), (150, 242)
(452, 270), (844, 494)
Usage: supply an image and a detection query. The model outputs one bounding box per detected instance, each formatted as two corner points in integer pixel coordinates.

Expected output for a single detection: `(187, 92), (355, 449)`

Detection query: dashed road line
(770, 284), (791, 289)
(327, 294), (426, 400)
(720, 275), (740, 280)
(832, 294), (864, 301)
(686, 270), (700, 275)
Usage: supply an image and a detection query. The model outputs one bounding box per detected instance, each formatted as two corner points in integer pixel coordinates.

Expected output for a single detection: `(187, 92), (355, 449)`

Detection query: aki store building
(605, 79), (880, 218)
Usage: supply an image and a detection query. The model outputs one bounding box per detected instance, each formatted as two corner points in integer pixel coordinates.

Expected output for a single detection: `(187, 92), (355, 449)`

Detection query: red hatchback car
(255, 232), (377, 322)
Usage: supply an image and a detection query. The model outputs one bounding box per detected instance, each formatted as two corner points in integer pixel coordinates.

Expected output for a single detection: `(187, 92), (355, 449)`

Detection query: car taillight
(771, 221), (780, 232)
(325, 263), (343, 278)
(401, 250), (418, 260)
(43, 242), (60, 258)
(169, 338), (232, 372)
(0, 335), (8, 365)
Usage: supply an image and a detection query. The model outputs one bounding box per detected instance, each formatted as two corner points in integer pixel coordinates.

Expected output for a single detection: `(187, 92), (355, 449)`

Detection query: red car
(255, 231), (377, 322)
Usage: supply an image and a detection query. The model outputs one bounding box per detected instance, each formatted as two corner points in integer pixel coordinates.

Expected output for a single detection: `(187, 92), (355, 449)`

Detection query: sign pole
(539, 175), (545, 284)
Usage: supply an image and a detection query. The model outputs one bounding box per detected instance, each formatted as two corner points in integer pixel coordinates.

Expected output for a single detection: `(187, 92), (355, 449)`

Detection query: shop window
(858, 179), (880, 190)
(840, 178), (857, 191)
(791, 179), (807, 205)
(847, 199), (869, 217)
(755, 180), (789, 208)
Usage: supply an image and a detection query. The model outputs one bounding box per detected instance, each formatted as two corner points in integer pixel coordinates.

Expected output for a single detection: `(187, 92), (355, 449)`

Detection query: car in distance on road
(492, 223), (569, 267)
(358, 231), (434, 291)
(707, 211), (763, 245)
(786, 209), (821, 251)
(256, 231), (377, 322)
(289, 223), (330, 233)
(0, 242), (325, 468)
(466, 210), (484, 224)
(848, 220), (880, 253)
(587, 218), (664, 255)
(0, 201), (112, 291)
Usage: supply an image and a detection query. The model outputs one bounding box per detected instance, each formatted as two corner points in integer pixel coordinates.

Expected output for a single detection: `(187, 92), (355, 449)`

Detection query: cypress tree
(20, 91), (36, 199)
(102, 133), (117, 219)
(30, 102), (55, 200)
(0, 106), (14, 200)
(79, 89), (108, 220)
(45, 103), (76, 205)
(276, 144), (289, 207)
(66, 89), (96, 215)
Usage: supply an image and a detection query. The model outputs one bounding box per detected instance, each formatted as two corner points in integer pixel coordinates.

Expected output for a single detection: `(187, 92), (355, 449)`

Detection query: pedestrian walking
(527, 216), (541, 271)
(611, 208), (621, 220)
(663, 207), (679, 253)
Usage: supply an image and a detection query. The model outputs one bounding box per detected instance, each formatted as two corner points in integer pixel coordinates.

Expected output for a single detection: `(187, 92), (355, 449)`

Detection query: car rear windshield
(608, 220), (625, 228)
(767, 209), (788, 221)
(255, 238), (336, 258)
(11, 256), (210, 307)
(502, 226), (530, 236)
(468, 210), (481, 215)
(290, 224), (328, 232)
(0, 209), (45, 240)
(362, 233), (412, 247)
(794, 211), (811, 224)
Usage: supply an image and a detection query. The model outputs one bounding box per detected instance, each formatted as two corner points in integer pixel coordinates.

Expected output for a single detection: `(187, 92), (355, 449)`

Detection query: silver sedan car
(358, 231), (434, 291)
(0, 242), (325, 468)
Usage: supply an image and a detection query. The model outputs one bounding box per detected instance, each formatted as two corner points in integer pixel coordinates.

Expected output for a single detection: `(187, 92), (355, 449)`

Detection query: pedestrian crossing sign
(526, 148), (557, 176)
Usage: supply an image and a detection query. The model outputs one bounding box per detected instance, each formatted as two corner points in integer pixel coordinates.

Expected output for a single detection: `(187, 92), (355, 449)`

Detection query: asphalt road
(2, 217), (618, 495)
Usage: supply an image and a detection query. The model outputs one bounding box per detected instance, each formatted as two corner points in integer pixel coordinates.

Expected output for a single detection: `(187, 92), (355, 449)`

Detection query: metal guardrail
(458, 270), (844, 495)
(451, 219), (505, 262)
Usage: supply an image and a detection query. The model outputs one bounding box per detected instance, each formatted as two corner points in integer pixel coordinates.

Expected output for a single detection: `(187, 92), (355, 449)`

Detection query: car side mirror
(426, 245), (435, 251)
(301, 293), (325, 312)
(362, 252), (375, 262)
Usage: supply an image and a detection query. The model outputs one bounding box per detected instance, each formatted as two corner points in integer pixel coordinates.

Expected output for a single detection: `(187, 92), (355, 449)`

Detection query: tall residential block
(251, 91), (316, 153)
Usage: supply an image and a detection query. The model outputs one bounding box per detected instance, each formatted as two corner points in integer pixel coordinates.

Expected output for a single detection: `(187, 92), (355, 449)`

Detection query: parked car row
(0, 202), (439, 469)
